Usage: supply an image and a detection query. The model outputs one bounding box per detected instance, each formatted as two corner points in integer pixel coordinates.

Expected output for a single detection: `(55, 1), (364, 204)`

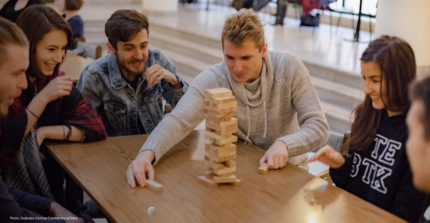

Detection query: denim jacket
(76, 49), (189, 136)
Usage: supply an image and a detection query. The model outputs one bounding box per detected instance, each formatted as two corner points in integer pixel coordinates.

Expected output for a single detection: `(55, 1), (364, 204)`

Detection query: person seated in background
(0, 17), (83, 223)
(77, 9), (189, 137)
(406, 76), (430, 223)
(309, 36), (429, 222)
(0, 5), (106, 206)
(0, 0), (43, 23)
(127, 9), (329, 188)
(54, 0), (84, 48)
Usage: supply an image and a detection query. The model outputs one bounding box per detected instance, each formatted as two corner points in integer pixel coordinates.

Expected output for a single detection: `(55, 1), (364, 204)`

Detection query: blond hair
(222, 9), (265, 51)
(0, 17), (28, 68)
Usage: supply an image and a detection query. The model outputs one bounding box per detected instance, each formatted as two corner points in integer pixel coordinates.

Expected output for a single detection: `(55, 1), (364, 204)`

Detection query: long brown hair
(348, 35), (416, 152)
(15, 5), (72, 79)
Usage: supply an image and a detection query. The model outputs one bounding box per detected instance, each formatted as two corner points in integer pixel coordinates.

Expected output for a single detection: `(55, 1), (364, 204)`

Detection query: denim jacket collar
(108, 54), (128, 90)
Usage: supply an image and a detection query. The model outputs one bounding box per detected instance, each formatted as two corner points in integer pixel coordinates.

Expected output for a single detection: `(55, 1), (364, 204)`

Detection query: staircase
(84, 19), (364, 134)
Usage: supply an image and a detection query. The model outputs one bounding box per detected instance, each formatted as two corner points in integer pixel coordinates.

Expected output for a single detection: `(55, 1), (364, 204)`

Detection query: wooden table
(61, 53), (94, 84)
(46, 130), (406, 223)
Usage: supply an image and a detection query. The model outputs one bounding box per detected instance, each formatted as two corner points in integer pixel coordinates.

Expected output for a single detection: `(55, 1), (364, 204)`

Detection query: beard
(115, 52), (146, 79)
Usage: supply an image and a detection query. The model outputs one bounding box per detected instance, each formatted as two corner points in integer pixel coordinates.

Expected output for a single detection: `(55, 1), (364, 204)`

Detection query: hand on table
(259, 141), (289, 169)
(308, 145), (345, 169)
(127, 150), (155, 188)
(49, 202), (83, 223)
(145, 64), (179, 88)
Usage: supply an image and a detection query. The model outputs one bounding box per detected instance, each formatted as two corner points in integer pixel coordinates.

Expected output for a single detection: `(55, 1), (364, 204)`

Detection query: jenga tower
(198, 88), (241, 187)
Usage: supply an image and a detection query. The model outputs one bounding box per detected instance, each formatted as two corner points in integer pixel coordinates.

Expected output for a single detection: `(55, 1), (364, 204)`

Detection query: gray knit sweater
(140, 51), (330, 164)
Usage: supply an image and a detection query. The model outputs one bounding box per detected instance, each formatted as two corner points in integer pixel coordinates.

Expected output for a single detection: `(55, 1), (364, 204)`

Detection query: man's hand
(259, 141), (289, 169)
(308, 145), (345, 169)
(127, 150), (155, 188)
(49, 202), (83, 223)
(145, 64), (178, 88)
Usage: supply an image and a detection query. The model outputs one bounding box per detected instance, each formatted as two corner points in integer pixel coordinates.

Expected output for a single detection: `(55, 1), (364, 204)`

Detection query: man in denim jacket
(77, 10), (189, 136)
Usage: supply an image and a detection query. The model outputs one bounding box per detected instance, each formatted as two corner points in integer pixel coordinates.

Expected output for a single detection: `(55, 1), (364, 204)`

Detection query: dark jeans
(276, 0), (288, 24)
(41, 144), (94, 223)
(40, 144), (66, 206)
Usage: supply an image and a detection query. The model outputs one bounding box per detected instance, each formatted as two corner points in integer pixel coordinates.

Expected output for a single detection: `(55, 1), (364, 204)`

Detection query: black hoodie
(330, 109), (430, 222)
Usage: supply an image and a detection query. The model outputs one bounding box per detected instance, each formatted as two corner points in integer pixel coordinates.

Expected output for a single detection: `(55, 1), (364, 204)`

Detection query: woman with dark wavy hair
(0, 5), (106, 206)
(309, 35), (429, 222)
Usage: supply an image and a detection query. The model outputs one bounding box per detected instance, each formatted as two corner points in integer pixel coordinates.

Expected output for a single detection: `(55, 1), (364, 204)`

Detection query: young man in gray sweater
(126, 9), (330, 188)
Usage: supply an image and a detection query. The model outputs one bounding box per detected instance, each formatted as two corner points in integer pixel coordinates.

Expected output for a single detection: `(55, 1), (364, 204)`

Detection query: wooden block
(224, 160), (236, 169)
(222, 96), (236, 103)
(206, 134), (237, 146)
(205, 144), (237, 161)
(205, 118), (237, 132)
(205, 171), (215, 179)
(205, 88), (232, 99)
(214, 174), (237, 183)
(146, 180), (163, 192)
(198, 176), (217, 187)
(205, 129), (233, 141)
(258, 163), (269, 174)
(217, 135), (238, 146)
(231, 178), (241, 186)
(206, 160), (224, 171)
(212, 164), (236, 175)
(206, 96), (236, 105)
(211, 143), (237, 157)
(208, 101), (237, 111)
(204, 105), (237, 115)
(205, 152), (236, 162)
(204, 110), (236, 119)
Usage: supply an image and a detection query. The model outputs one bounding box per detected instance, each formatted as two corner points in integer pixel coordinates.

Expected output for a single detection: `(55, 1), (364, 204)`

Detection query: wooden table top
(61, 53), (94, 83)
(46, 130), (406, 223)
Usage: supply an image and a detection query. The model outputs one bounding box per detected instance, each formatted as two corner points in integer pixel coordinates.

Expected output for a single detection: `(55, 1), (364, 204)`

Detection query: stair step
(149, 30), (223, 65)
(311, 75), (364, 110)
(150, 43), (213, 78)
(321, 101), (353, 133)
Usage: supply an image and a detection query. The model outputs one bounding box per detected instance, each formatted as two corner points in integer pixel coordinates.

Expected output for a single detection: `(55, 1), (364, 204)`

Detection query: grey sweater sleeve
(139, 68), (220, 164)
(276, 55), (330, 156)
(312, 132), (345, 153)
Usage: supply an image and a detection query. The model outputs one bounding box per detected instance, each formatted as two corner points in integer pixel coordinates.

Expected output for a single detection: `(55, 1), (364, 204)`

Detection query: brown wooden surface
(61, 53), (94, 83)
(46, 130), (406, 223)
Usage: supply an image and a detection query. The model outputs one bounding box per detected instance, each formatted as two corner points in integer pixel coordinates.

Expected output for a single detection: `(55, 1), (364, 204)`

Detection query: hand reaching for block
(259, 141), (289, 169)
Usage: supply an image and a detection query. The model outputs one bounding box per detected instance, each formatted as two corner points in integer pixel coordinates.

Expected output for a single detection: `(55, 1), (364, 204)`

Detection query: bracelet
(65, 124), (72, 141)
(26, 107), (39, 119)
(74, 126), (86, 142)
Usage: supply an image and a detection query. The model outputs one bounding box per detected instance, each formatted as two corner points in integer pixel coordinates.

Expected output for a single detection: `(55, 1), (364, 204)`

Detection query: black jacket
(0, 176), (65, 223)
(330, 109), (430, 222)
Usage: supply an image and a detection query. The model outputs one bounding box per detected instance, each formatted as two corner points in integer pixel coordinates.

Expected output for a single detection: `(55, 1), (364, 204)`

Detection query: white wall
(375, 0), (430, 68)
(142, 0), (178, 13)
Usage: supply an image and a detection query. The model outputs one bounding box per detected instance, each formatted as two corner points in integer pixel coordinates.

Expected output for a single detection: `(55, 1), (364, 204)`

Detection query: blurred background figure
(0, 0), (43, 23)
(54, 0), (84, 49)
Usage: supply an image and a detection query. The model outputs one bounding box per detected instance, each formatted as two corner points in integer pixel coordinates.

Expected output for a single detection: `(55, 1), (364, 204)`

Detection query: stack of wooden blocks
(198, 88), (241, 187)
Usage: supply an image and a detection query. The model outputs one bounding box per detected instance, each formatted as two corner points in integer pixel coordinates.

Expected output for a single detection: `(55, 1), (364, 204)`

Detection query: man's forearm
(139, 87), (204, 164)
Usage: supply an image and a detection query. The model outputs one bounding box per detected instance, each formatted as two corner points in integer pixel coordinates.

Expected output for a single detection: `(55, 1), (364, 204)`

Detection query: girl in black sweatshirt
(309, 35), (430, 222)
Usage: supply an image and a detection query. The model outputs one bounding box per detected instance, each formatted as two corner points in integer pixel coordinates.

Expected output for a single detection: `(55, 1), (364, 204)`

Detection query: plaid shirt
(0, 72), (106, 172)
